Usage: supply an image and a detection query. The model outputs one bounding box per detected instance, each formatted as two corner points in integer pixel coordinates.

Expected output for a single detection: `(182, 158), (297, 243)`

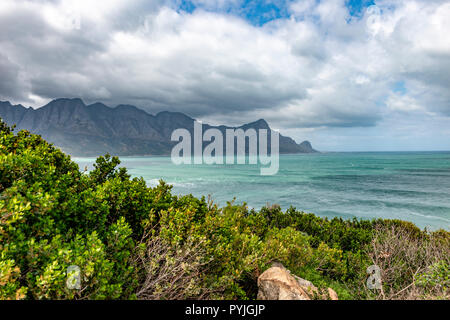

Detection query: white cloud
(0, 0), (449, 142)
(386, 93), (424, 113)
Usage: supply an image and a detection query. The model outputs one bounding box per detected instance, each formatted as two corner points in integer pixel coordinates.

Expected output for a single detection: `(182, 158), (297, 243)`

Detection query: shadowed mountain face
(0, 98), (317, 156)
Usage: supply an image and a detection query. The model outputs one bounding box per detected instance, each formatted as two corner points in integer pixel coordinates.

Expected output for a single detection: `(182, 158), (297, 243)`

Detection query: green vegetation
(0, 118), (448, 300)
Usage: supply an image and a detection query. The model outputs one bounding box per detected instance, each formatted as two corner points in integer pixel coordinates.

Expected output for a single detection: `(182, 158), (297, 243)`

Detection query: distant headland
(0, 98), (317, 157)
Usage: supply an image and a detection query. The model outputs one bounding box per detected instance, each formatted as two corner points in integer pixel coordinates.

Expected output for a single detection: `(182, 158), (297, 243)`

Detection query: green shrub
(416, 260), (449, 299)
(0, 118), (448, 300)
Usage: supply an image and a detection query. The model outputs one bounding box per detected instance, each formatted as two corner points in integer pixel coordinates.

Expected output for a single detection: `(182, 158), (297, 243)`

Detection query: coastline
(1, 121), (449, 300)
(73, 152), (450, 231)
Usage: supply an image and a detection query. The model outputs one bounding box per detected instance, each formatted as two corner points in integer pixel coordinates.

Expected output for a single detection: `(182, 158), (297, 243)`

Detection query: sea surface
(74, 152), (450, 231)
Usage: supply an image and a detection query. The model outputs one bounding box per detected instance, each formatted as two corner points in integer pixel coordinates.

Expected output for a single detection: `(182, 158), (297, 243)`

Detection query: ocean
(74, 152), (450, 231)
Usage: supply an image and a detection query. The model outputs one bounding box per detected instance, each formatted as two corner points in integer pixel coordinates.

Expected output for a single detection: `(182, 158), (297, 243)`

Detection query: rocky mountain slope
(0, 98), (317, 156)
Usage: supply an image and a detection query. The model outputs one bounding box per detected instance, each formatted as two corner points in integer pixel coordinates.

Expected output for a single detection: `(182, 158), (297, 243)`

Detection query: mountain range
(0, 98), (317, 156)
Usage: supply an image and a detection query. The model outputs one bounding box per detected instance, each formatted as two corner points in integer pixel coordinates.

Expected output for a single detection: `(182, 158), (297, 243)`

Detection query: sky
(0, 0), (449, 151)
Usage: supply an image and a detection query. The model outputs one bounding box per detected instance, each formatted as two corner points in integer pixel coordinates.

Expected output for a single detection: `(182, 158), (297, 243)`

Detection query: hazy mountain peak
(88, 102), (110, 108)
(0, 101), (12, 107)
(0, 98), (317, 156)
(156, 110), (194, 120)
(297, 141), (316, 153)
(0, 101), (26, 109)
(49, 97), (85, 105)
(115, 104), (140, 111)
(253, 119), (270, 129)
(41, 98), (86, 112)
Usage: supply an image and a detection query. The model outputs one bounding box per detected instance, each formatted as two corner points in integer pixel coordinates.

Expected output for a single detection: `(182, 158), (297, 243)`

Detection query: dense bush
(0, 118), (448, 300)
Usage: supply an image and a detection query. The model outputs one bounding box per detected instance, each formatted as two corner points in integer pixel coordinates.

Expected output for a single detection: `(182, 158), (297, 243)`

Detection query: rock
(257, 263), (339, 301)
(293, 275), (320, 299)
(270, 261), (285, 268)
(257, 266), (310, 300)
(327, 288), (339, 300)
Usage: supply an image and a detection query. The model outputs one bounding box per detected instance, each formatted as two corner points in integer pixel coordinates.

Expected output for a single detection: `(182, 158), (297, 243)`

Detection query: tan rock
(293, 275), (320, 299)
(257, 266), (310, 300)
(327, 287), (339, 300)
(257, 263), (339, 301)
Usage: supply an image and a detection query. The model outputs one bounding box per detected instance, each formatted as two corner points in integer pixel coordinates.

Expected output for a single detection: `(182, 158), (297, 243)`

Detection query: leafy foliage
(0, 118), (448, 300)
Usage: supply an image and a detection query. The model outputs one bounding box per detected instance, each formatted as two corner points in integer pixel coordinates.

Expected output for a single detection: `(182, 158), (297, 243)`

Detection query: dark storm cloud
(0, 54), (28, 101)
(0, 0), (448, 130)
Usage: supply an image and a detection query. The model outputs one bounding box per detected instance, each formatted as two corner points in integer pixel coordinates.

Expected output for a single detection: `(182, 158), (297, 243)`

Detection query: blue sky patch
(346, 0), (375, 18)
(393, 81), (407, 94)
(177, 0), (378, 25)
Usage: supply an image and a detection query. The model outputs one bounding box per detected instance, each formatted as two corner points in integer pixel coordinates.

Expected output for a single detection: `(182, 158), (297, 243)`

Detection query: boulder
(327, 288), (339, 300)
(293, 275), (320, 298)
(257, 266), (310, 300)
(257, 263), (338, 300)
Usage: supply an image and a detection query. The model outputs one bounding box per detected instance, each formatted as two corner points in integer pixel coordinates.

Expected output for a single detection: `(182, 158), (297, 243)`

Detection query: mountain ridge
(0, 98), (318, 156)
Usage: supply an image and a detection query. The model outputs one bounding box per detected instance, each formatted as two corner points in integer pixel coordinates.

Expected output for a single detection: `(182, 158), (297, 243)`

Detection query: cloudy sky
(0, 0), (449, 151)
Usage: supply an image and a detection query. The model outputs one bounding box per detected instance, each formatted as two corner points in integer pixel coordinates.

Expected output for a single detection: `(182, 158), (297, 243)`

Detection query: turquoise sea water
(74, 152), (450, 230)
